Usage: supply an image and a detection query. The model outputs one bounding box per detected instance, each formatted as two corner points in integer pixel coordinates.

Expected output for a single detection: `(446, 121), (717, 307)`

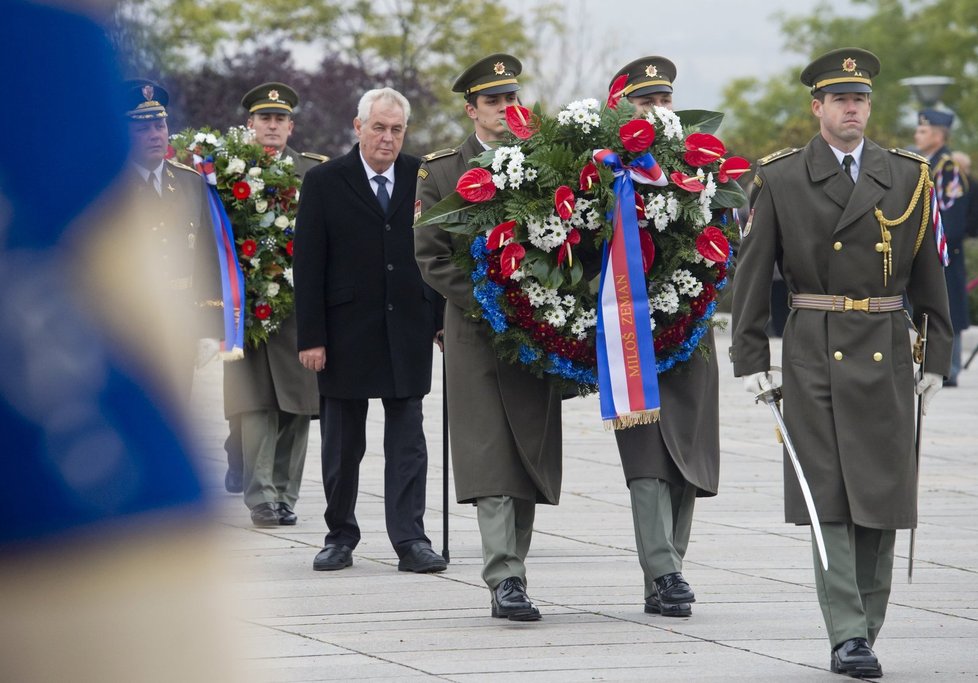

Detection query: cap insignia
(493, 62), (506, 75)
(645, 64), (658, 78)
(142, 85), (154, 101)
(841, 57), (857, 73)
(268, 89), (280, 101)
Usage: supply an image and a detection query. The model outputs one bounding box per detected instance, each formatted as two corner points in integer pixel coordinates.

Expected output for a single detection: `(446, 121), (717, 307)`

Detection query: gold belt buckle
(844, 297), (870, 312)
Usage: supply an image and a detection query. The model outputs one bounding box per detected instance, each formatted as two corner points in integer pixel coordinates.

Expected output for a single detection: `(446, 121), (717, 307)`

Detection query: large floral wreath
(416, 93), (748, 396)
(169, 126), (300, 349)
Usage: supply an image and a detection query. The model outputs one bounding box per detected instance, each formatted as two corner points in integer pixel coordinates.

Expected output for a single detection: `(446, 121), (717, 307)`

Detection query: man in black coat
(293, 87), (446, 573)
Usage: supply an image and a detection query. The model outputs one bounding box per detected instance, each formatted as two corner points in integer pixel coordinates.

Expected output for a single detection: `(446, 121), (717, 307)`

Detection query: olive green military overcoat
(614, 328), (720, 496)
(223, 148), (324, 418)
(731, 134), (952, 529)
(414, 133), (562, 505)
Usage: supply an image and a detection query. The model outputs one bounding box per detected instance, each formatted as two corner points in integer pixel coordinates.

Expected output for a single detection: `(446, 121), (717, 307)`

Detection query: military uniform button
(875, 242), (884, 252)
(873, 352), (883, 361)
(385, 224), (392, 231)
(833, 241), (842, 251)
(387, 304), (394, 311)
(387, 263), (394, 271)
(834, 351), (843, 360)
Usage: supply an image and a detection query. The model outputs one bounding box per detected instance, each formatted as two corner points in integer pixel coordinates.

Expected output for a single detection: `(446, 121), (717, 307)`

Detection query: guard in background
(223, 83), (324, 526)
(730, 48), (951, 678)
(913, 109), (971, 386)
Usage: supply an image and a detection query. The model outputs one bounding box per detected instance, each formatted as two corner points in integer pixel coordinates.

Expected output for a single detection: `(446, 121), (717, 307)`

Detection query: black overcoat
(293, 145), (437, 399)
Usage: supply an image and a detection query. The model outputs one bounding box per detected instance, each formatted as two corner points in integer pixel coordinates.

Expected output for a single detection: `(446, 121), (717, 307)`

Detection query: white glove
(743, 371), (780, 396)
(195, 338), (221, 368)
(915, 372), (943, 416)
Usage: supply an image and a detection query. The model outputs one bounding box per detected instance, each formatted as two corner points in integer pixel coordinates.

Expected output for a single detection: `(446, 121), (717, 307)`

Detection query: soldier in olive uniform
(913, 109), (971, 386)
(223, 83), (326, 526)
(607, 57), (720, 618)
(415, 54), (562, 621)
(124, 79), (224, 398)
(730, 49), (952, 678)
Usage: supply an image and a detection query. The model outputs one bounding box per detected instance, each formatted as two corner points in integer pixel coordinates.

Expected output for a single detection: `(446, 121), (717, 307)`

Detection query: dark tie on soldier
(842, 154), (855, 183)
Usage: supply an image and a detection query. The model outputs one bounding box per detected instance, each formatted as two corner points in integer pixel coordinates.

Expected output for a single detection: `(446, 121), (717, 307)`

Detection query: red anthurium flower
(165, 144), (176, 160)
(696, 226), (730, 263)
(232, 181), (251, 199)
(455, 167), (496, 202)
(670, 171), (706, 193)
(634, 191), (646, 220)
(683, 132), (726, 167)
(639, 229), (656, 274)
(286, 240), (294, 256)
(619, 119), (656, 152)
(556, 228), (581, 267)
(579, 162), (600, 192)
(241, 239), (258, 257)
(254, 303), (272, 320)
(505, 105), (537, 140)
(554, 185), (575, 220)
(718, 156), (751, 183)
(500, 242), (526, 279)
(487, 220), (517, 250)
(606, 74), (629, 110)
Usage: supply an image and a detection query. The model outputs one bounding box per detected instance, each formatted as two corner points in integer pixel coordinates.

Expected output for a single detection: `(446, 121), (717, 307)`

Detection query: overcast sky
(511, 0), (869, 110)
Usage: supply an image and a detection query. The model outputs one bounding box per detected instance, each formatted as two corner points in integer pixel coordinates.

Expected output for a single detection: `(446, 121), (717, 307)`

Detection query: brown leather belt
(789, 293), (903, 313)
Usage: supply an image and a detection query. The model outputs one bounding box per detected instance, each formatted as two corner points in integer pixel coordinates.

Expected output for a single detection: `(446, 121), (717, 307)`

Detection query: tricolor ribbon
(593, 149), (667, 429)
(195, 153), (246, 358)
(930, 186), (950, 267)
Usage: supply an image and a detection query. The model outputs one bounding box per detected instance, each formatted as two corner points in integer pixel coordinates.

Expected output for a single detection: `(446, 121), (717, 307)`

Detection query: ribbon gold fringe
(220, 347), (245, 362)
(604, 408), (661, 431)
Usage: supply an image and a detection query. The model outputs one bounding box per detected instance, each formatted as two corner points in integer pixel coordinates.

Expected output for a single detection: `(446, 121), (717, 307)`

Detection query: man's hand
(434, 329), (445, 352)
(299, 346), (326, 372)
(195, 338), (220, 368)
(743, 371), (780, 396)
(915, 372), (943, 415)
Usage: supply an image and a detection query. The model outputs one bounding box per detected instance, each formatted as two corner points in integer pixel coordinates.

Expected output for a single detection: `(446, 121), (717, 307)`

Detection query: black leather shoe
(224, 468), (243, 494)
(490, 577), (541, 621)
(397, 542), (447, 573)
(313, 545), (353, 571)
(276, 503), (297, 525)
(250, 502), (280, 527)
(644, 594), (692, 617)
(830, 638), (882, 678)
(646, 572), (694, 617)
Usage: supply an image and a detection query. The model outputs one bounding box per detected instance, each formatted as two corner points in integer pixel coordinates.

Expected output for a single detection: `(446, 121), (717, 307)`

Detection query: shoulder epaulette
(423, 147), (458, 162)
(300, 152), (329, 163)
(889, 148), (929, 164)
(758, 147), (801, 166)
(165, 158), (201, 175)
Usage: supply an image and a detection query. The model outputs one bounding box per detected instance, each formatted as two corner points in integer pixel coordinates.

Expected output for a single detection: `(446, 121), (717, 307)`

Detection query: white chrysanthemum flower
(523, 280), (550, 307)
(250, 257), (261, 269)
(274, 215), (290, 229)
(193, 132), (207, 143)
(570, 308), (598, 339)
(205, 133), (218, 145)
(647, 106), (683, 140)
(570, 197), (601, 231)
(492, 173), (507, 189)
(248, 167), (262, 178)
(651, 283), (681, 315)
(671, 269), (704, 298)
(509, 267), (526, 281)
(227, 157), (246, 174)
(543, 307), (567, 328)
(267, 282), (280, 298)
(283, 268), (294, 286)
(254, 198), (268, 213)
(526, 214), (568, 252)
(281, 156), (294, 166)
(524, 167), (538, 181)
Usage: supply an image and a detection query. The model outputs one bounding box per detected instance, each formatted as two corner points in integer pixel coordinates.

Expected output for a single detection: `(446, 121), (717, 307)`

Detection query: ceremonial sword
(908, 313), (929, 584)
(755, 384), (829, 571)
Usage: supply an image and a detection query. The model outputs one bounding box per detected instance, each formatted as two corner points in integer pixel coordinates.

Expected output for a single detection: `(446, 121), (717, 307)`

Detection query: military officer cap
(800, 47), (880, 94)
(918, 108), (954, 128)
(241, 82), (299, 116)
(124, 78), (168, 120)
(452, 53), (522, 98)
(609, 56), (677, 98)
